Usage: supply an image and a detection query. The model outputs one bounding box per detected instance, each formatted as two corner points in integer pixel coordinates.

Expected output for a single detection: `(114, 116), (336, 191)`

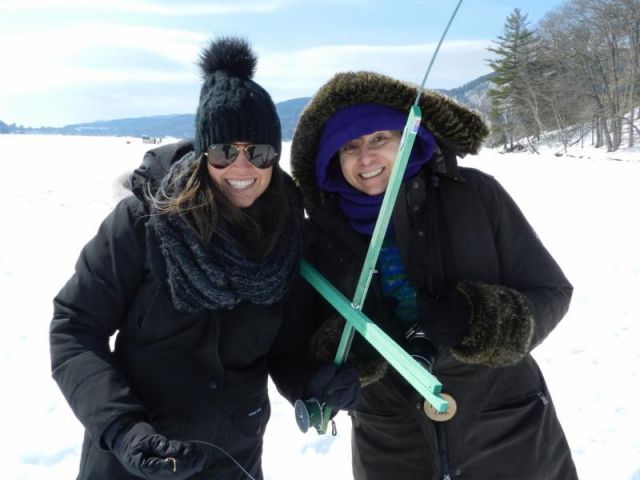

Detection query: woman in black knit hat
(290, 71), (578, 479)
(49, 37), (359, 480)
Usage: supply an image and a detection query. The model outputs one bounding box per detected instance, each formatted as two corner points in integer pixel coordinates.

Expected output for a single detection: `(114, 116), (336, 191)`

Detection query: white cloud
(1, 23), (206, 93)
(256, 40), (493, 101)
(0, 0), (287, 15)
(1, 33), (494, 125)
(2, 28), (493, 98)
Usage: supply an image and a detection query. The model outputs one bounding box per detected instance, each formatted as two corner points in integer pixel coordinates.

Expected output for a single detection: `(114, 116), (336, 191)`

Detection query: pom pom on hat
(198, 37), (257, 79)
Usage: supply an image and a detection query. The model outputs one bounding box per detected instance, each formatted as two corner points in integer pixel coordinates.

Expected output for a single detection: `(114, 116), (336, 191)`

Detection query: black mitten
(303, 363), (360, 411)
(107, 420), (208, 480)
(416, 288), (471, 347)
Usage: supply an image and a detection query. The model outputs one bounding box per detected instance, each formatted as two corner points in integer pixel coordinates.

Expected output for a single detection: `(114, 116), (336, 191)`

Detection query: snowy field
(1, 133), (638, 479)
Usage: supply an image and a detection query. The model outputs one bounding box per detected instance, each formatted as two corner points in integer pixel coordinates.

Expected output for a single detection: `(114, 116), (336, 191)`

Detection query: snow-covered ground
(1, 133), (638, 479)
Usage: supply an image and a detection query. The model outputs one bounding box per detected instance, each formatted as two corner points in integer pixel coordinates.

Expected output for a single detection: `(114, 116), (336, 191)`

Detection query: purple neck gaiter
(315, 104), (436, 235)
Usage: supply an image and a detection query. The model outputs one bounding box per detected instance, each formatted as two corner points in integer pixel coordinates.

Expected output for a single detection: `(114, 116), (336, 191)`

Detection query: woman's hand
(107, 421), (208, 479)
(304, 362), (361, 411)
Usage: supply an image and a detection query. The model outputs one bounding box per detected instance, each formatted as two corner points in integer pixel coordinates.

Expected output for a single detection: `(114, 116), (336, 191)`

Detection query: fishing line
(414, 0), (464, 106)
(189, 439), (258, 480)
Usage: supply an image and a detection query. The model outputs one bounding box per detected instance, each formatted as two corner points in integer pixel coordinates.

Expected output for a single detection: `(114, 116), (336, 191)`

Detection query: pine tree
(487, 8), (539, 150)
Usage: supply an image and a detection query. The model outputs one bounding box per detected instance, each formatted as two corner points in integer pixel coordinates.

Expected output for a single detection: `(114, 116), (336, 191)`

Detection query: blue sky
(0, 0), (566, 127)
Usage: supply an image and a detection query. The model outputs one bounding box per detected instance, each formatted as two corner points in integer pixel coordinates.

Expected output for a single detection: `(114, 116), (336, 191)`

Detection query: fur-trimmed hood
(290, 70), (489, 211)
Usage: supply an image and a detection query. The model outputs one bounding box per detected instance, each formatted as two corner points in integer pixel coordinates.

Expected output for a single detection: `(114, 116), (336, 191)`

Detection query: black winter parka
(50, 141), (311, 480)
(302, 166), (578, 480)
(289, 70), (579, 480)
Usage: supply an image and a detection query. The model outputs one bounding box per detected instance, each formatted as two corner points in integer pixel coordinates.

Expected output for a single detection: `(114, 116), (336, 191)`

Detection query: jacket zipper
(436, 422), (452, 480)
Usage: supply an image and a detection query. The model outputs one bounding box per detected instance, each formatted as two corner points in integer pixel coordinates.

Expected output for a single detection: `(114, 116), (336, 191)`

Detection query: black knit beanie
(193, 37), (281, 159)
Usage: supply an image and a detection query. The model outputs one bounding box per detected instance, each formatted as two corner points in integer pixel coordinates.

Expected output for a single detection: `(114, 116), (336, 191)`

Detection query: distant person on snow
(49, 37), (359, 480)
(289, 70), (578, 479)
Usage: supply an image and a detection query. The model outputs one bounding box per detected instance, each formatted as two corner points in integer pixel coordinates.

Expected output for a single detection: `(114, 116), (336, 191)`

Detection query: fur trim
(452, 281), (534, 366)
(291, 71), (489, 211)
(198, 36), (256, 79)
(309, 314), (388, 387)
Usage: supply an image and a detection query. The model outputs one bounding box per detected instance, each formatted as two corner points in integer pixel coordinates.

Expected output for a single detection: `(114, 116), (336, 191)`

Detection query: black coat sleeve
(266, 223), (332, 404)
(485, 173), (572, 346)
(267, 274), (320, 404)
(452, 171), (573, 366)
(50, 196), (149, 447)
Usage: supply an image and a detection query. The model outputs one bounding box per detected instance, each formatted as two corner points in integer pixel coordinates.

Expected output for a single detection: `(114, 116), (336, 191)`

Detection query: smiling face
(206, 142), (273, 208)
(338, 130), (401, 195)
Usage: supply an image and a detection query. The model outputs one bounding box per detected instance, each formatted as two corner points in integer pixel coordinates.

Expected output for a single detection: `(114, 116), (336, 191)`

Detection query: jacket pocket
(352, 409), (408, 436)
(465, 389), (562, 478)
(232, 393), (271, 438)
(467, 389), (549, 456)
(479, 389), (548, 415)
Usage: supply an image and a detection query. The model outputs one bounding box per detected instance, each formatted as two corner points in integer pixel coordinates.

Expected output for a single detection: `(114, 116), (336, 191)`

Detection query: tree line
(487, 0), (640, 152)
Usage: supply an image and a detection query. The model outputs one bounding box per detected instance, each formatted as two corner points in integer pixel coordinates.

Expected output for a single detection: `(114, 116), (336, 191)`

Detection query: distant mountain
(0, 75), (493, 140)
(276, 97), (311, 140)
(2, 114), (195, 139)
(68, 114), (194, 138)
(439, 72), (495, 122)
(0, 99), (312, 141)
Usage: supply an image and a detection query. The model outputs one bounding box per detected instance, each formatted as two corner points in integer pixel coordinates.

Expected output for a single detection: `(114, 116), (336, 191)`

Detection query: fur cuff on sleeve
(452, 281), (534, 367)
(309, 314), (388, 387)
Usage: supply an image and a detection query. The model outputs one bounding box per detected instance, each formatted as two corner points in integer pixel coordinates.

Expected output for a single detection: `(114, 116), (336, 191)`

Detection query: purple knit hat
(315, 103), (436, 234)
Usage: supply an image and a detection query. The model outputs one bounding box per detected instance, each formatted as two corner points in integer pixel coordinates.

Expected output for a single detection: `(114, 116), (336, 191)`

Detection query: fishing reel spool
(294, 398), (338, 435)
(294, 398), (327, 434)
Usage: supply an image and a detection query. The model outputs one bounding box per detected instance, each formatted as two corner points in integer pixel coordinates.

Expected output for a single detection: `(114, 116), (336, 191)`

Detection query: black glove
(106, 420), (208, 480)
(304, 363), (360, 411)
(416, 288), (471, 347)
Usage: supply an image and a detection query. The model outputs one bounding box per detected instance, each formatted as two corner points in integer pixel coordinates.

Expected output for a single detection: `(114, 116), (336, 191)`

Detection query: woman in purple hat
(290, 71), (578, 480)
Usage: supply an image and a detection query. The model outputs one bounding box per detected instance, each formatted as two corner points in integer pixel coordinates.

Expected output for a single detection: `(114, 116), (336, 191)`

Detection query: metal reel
(294, 398), (324, 433)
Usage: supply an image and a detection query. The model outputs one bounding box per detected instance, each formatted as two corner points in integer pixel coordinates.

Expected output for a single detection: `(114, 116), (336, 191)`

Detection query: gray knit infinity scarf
(149, 154), (302, 313)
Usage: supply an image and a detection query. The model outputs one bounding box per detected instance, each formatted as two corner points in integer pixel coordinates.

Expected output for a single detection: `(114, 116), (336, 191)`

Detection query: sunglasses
(205, 144), (278, 169)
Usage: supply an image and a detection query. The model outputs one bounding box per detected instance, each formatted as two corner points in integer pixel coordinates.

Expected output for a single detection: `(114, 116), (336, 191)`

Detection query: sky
(1, 130), (639, 479)
(0, 0), (567, 127)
